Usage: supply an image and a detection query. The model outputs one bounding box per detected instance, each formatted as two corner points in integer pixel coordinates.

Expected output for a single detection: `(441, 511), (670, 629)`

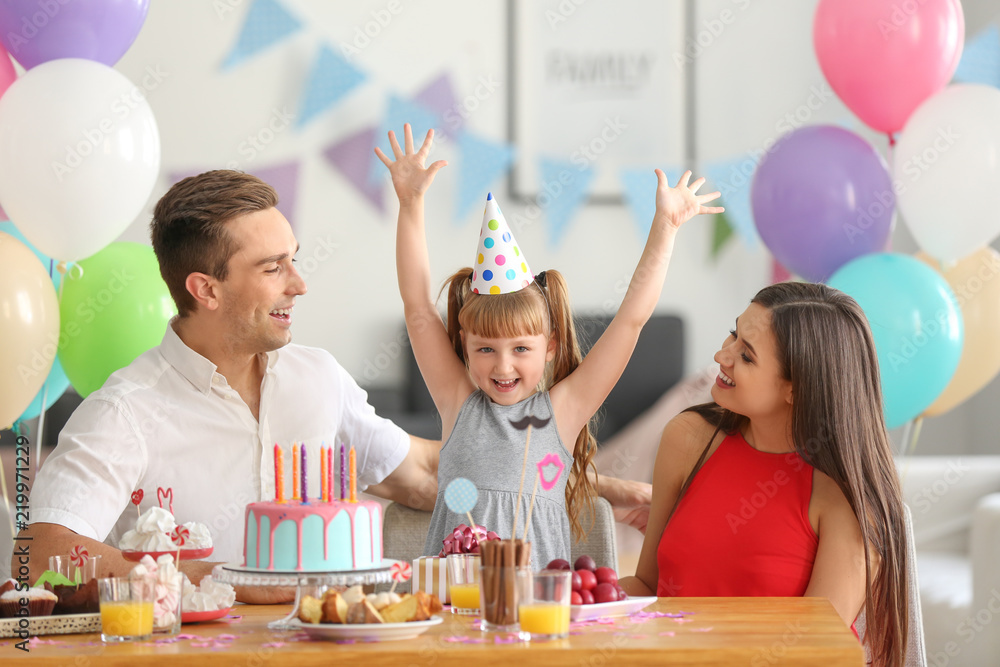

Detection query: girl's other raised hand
(374, 123), (448, 204)
(654, 169), (724, 229)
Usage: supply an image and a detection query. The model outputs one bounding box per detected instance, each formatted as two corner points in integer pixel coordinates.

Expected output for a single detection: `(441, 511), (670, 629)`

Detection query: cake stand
(212, 560), (398, 630)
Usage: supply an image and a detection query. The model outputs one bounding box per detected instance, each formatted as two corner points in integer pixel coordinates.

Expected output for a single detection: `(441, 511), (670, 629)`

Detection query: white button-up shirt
(29, 323), (409, 564)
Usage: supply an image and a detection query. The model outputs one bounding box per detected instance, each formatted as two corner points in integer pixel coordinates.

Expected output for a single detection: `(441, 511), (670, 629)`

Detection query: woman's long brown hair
(444, 267), (598, 541)
(682, 282), (908, 667)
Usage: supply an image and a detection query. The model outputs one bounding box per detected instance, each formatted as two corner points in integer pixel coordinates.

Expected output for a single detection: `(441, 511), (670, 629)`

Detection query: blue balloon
(828, 253), (963, 428)
(18, 356), (70, 421)
(0, 220), (62, 290)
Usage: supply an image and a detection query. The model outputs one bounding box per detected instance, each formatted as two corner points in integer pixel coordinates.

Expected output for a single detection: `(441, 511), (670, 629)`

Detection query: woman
(620, 282), (908, 667)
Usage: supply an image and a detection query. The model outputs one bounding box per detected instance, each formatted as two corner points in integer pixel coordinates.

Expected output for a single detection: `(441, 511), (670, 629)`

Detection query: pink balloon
(814, 0), (963, 135)
(0, 43), (16, 99)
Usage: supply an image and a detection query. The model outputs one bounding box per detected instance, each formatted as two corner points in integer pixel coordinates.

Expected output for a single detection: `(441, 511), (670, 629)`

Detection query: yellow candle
(101, 601), (154, 638)
(449, 583), (481, 610)
(518, 603), (570, 636)
(349, 446), (357, 503)
(275, 445), (284, 503)
(320, 446), (328, 502)
(292, 443), (300, 501)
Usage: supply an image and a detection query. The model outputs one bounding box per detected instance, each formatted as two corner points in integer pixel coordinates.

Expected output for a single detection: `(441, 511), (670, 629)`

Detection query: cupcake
(0, 586), (57, 618)
(47, 578), (100, 615)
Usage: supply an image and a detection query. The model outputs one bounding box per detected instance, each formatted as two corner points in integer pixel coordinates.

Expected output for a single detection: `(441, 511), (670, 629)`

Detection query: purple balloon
(751, 125), (894, 282)
(0, 0), (149, 69)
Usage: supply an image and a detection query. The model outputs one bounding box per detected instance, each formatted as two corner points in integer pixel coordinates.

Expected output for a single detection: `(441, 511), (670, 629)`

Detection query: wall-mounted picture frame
(507, 0), (688, 204)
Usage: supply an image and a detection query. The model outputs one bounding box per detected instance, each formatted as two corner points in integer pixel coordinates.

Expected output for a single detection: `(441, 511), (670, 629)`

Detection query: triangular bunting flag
(770, 257), (792, 284)
(619, 167), (683, 241)
(322, 126), (386, 213)
(168, 160), (302, 230)
(539, 158), (595, 248)
(455, 132), (516, 222)
(414, 73), (462, 140)
(702, 157), (759, 246)
(296, 44), (367, 129)
(221, 0), (303, 70)
(709, 207), (735, 260)
(953, 24), (1000, 87)
(368, 94), (443, 185)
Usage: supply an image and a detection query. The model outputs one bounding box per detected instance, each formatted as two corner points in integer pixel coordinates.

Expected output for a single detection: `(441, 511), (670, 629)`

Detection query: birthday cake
(243, 499), (383, 571)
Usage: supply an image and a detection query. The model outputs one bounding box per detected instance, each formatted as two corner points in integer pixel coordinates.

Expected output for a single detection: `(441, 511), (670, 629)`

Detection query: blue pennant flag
(619, 167), (683, 241)
(702, 157), (759, 247)
(953, 24), (1000, 88)
(221, 0), (303, 70)
(296, 45), (367, 129)
(455, 132), (516, 222)
(539, 158), (595, 248)
(368, 95), (442, 185)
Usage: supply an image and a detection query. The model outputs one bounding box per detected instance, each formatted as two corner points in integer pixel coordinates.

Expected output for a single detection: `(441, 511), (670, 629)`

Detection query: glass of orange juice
(98, 576), (155, 642)
(446, 554), (481, 615)
(517, 569), (571, 641)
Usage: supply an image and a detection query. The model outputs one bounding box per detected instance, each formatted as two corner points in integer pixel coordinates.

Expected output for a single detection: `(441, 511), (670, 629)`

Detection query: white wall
(107, 0), (999, 456)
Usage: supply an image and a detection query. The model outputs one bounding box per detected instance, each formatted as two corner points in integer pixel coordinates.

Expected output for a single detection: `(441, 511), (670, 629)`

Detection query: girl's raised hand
(654, 169), (724, 229)
(374, 123), (447, 204)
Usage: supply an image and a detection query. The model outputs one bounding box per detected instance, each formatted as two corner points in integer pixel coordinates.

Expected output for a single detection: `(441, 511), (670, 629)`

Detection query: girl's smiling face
(463, 331), (556, 405)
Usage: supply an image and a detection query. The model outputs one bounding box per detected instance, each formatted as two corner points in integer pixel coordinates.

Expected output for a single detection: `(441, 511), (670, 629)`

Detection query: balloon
(813, 0), (963, 134)
(918, 248), (1000, 417)
(0, 232), (60, 428)
(0, 42), (16, 98)
(58, 243), (176, 397)
(751, 125), (894, 282)
(0, 0), (149, 69)
(0, 58), (161, 262)
(0, 220), (62, 291)
(894, 84), (1000, 263)
(828, 253), (963, 429)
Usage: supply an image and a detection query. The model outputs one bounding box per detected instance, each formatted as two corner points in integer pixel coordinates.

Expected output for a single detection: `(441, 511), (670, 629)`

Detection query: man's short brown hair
(150, 170), (278, 317)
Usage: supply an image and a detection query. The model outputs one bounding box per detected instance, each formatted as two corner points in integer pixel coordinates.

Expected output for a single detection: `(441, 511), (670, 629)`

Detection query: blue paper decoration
(296, 44), (367, 129)
(221, 0), (303, 70)
(444, 478), (478, 514)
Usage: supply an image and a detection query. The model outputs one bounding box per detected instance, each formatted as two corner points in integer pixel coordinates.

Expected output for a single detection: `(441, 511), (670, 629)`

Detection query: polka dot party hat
(471, 192), (534, 295)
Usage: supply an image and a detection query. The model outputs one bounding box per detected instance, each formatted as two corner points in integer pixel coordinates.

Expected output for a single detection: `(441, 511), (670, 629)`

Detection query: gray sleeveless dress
(423, 389), (574, 570)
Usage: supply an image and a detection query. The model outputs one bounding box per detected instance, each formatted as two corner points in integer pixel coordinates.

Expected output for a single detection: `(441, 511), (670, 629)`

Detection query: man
(16, 171), (649, 602)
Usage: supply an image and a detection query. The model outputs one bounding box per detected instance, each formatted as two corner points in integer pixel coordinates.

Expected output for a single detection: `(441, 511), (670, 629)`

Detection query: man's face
(215, 207), (306, 354)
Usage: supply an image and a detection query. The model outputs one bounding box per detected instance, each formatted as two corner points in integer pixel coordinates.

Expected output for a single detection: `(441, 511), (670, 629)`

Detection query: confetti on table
(658, 631), (676, 637)
(217, 634), (237, 641)
(493, 634), (522, 644)
(691, 627), (714, 632)
(261, 642), (286, 648)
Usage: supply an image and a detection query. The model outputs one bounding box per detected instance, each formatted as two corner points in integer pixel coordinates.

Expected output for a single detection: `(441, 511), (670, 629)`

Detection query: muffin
(47, 579), (100, 615)
(0, 586), (58, 618)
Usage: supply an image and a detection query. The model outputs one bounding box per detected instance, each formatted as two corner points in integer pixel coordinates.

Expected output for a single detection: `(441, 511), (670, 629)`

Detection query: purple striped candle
(301, 444), (307, 502)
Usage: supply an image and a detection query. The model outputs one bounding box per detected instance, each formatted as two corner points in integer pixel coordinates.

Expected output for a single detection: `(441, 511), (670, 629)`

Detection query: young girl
(619, 282), (910, 667)
(375, 124), (722, 567)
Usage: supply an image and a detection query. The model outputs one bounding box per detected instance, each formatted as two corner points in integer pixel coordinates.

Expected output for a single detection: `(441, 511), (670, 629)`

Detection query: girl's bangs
(459, 290), (548, 339)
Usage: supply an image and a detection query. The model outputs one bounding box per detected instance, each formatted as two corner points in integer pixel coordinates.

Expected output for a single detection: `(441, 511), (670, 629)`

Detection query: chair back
(855, 504), (927, 667)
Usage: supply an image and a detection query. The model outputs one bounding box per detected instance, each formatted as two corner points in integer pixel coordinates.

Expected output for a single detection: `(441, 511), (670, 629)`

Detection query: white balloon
(893, 84), (1000, 263)
(0, 58), (160, 262)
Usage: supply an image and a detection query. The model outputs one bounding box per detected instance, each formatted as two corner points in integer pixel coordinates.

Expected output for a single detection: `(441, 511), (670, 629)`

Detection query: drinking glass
(516, 569), (571, 640)
(98, 576), (155, 642)
(446, 553), (480, 615)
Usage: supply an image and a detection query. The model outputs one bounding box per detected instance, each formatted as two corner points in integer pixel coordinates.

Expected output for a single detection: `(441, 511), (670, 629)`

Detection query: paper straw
(512, 425), (532, 538)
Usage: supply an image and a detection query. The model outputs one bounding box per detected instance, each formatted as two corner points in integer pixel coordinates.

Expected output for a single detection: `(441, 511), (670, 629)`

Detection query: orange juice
(100, 601), (154, 637)
(518, 603), (570, 636)
(449, 583), (481, 610)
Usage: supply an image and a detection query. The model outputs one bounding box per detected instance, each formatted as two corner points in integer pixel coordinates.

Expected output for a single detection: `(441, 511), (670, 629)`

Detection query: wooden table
(4, 597), (864, 666)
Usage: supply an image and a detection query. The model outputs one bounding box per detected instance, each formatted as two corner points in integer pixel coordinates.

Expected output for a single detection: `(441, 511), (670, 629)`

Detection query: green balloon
(58, 242), (176, 397)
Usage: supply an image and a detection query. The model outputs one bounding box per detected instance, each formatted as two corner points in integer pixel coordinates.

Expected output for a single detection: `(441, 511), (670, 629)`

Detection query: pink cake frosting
(243, 499), (383, 572)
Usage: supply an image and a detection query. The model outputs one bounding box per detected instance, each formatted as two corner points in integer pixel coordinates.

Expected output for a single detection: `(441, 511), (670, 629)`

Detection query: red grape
(573, 555), (597, 572)
(545, 558), (571, 571)
(593, 583), (619, 604)
(570, 591), (583, 605)
(580, 589), (595, 605)
(576, 569), (597, 591)
(595, 566), (618, 586)
(571, 570), (582, 592)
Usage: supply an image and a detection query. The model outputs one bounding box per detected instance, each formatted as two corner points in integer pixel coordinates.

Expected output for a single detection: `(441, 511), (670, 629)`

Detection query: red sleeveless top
(657, 431), (818, 597)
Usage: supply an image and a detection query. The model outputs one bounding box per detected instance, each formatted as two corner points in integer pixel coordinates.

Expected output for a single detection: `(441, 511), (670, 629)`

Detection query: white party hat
(471, 192), (534, 294)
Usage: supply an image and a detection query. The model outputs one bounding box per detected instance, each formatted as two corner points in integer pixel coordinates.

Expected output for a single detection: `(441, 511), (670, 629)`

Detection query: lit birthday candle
(274, 443), (284, 503)
(340, 443), (346, 500)
(320, 445), (328, 502)
(349, 446), (357, 503)
(301, 444), (308, 502)
(292, 443), (300, 501)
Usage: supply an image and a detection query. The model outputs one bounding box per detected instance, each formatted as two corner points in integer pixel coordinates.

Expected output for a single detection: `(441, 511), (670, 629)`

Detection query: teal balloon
(0, 220), (62, 291)
(18, 355), (70, 421)
(828, 253), (963, 429)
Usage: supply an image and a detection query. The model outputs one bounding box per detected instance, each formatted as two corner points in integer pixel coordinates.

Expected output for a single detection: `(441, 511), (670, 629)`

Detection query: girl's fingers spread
(698, 190), (722, 202)
(418, 129), (435, 156)
(404, 123), (415, 154)
(676, 170), (692, 188)
(388, 130), (403, 157)
(374, 146), (392, 167)
(654, 168), (667, 185)
(689, 177), (706, 194)
(428, 159), (448, 174)
(702, 206), (725, 214)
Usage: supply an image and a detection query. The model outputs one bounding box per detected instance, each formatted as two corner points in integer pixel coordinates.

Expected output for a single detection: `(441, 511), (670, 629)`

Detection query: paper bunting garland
(221, 0), (303, 70)
(710, 208), (735, 260)
(368, 94), (442, 185)
(702, 158), (759, 247)
(619, 167), (683, 241)
(321, 126), (386, 213)
(456, 133), (516, 222)
(953, 24), (1000, 88)
(538, 157), (595, 248)
(413, 73), (463, 140)
(295, 44), (367, 129)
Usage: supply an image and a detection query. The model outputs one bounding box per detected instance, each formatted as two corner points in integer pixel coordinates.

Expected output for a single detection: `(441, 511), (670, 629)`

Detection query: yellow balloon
(918, 247), (1000, 417)
(0, 232), (60, 428)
